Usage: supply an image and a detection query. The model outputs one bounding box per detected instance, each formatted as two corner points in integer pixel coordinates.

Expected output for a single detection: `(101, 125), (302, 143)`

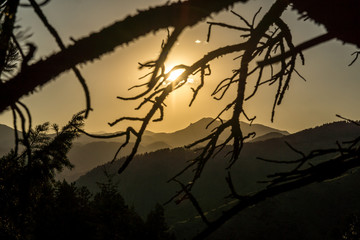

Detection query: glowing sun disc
(167, 69), (185, 82)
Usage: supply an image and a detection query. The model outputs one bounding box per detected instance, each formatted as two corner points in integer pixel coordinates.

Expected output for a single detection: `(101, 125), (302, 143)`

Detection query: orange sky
(0, 0), (359, 134)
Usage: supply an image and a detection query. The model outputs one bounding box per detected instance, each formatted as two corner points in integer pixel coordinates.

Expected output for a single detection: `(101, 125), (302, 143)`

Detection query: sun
(167, 69), (185, 82)
(164, 67), (194, 85)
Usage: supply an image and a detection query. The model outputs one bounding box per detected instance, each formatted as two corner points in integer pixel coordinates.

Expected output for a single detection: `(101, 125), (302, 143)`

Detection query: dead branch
(0, 0), (248, 113)
(348, 51), (360, 66)
(193, 145), (360, 239)
(27, 0), (91, 118)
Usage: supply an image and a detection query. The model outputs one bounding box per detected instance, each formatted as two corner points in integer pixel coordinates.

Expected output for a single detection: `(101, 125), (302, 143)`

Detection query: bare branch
(0, 0), (248, 113)
(207, 21), (250, 32)
(20, 0), (50, 7)
(108, 117), (145, 127)
(194, 141), (360, 239)
(336, 114), (360, 127)
(258, 33), (333, 67)
(348, 51), (360, 66)
(174, 179), (212, 226)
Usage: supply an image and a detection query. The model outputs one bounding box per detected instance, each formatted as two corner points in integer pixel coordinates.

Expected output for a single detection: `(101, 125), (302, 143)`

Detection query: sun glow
(164, 68), (194, 85)
(167, 69), (185, 82)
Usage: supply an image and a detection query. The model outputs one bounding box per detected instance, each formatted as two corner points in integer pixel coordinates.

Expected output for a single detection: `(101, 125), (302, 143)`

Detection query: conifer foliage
(0, 114), (175, 240)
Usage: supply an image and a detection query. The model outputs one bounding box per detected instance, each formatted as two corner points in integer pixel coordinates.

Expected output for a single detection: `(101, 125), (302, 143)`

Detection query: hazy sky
(0, 0), (359, 134)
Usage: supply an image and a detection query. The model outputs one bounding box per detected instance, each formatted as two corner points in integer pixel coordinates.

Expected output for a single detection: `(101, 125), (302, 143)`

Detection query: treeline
(0, 114), (175, 240)
(1, 175), (175, 240)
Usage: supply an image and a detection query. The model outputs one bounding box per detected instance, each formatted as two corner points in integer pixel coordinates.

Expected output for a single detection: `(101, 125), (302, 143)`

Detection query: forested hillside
(77, 121), (360, 239)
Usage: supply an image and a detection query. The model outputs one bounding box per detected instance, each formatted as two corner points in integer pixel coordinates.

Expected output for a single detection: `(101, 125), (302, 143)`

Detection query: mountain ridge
(76, 120), (360, 239)
(1, 118), (290, 181)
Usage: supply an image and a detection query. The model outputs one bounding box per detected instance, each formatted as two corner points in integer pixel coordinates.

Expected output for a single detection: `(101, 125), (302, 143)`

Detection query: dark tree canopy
(0, 115), (175, 239)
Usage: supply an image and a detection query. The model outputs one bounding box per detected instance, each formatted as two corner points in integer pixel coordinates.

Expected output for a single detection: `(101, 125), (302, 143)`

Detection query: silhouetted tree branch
(0, 0), (248, 113)
(1, 0), (360, 239)
(1, 0), (360, 113)
(55, 1), (358, 237)
(194, 119), (360, 239)
(290, 0), (360, 49)
(28, 0), (91, 118)
(113, 0), (294, 192)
